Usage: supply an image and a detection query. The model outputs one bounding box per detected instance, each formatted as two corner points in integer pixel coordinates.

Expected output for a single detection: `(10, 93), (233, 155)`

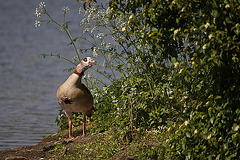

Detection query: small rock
(42, 145), (56, 152)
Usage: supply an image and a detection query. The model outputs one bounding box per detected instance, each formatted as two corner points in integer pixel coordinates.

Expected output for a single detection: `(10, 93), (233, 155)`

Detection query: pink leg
(82, 116), (86, 137)
(68, 118), (74, 138)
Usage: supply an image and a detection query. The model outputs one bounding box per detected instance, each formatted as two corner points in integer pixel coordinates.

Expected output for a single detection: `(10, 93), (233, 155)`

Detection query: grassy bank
(0, 123), (168, 160)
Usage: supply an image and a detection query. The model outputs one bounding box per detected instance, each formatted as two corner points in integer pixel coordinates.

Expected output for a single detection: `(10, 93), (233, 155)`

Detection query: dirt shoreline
(0, 125), (97, 160)
(0, 131), (70, 160)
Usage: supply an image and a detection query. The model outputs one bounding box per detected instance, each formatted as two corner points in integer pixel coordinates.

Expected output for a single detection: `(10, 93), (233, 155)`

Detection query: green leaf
(211, 10), (218, 18)
(171, 57), (176, 63)
(225, 17), (232, 24)
(186, 132), (191, 138)
(210, 117), (214, 124)
(184, 76), (190, 82)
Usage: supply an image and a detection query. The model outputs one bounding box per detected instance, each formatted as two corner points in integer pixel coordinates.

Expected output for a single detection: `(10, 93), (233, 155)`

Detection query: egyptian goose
(56, 57), (96, 138)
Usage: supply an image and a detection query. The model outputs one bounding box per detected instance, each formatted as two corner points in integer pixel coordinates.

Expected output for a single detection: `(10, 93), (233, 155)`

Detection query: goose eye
(83, 58), (87, 62)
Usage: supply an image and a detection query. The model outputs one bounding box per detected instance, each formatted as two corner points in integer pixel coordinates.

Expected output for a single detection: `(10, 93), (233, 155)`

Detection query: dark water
(0, 0), (103, 150)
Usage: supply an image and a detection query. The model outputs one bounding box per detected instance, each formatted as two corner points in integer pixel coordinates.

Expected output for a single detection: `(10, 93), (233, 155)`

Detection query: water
(0, 0), (105, 150)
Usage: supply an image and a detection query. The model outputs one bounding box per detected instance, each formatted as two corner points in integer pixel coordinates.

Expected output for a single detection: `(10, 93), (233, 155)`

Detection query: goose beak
(89, 59), (96, 65)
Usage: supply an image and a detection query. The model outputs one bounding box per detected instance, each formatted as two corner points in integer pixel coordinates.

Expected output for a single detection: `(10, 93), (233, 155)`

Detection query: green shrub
(35, 0), (240, 158)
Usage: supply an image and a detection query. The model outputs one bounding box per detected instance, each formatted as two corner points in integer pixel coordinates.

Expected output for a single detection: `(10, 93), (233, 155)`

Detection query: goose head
(81, 57), (96, 68)
(75, 57), (96, 74)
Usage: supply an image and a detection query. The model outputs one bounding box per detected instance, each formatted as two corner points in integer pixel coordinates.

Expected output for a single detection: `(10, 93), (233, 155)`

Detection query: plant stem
(44, 11), (80, 61)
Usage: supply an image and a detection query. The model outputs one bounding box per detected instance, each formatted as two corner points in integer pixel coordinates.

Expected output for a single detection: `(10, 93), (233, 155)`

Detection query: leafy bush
(35, 0), (240, 158)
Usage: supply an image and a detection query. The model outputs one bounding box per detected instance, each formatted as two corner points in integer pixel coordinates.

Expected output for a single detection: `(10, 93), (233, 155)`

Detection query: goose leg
(82, 116), (86, 137)
(68, 118), (74, 138)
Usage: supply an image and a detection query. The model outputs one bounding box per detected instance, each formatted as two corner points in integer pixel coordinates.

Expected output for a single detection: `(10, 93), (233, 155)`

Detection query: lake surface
(0, 0), (105, 150)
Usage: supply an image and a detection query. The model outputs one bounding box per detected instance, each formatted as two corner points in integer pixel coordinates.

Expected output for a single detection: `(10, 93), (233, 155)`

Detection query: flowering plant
(35, 0), (240, 158)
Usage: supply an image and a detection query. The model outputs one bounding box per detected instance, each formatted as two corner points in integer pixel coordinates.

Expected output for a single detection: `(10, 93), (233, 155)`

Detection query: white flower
(225, 4), (230, 8)
(150, 63), (154, 68)
(122, 27), (126, 32)
(112, 99), (118, 103)
(207, 134), (211, 139)
(79, 7), (84, 14)
(202, 44), (207, 50)
(184, 120), (189, 126)
(131, 88), (136, 91)
(83, 28), (90, 33)
(208, 33), (213, 39)
(39, 2), (46, 10)
(167, 90), (173, 95)
(234, 125), (239, 132)
(101, 41), (106, 47)
(93, 47), (98, 57)
(174, 62), (179, 68)
(34, 20), (42, 27)
(106, 43), (112, 50)
(181, 7), (185, 12)
(174, 29), (179, 35)
(62, 6), (70, 15)
(129, 14), (134, 20)
(103, 87), (108, 93)
(112, 96), (118, 103)
(35, 2), (46, 19)
(194, 129), (198, 134)
(80, 18), (86, 25)
(35, 8), (41, 18)
(204, 22), (210, 29)
(183, 96), (188, 99)
(96, 33), (104, 39)
(178, 68), (183, 74)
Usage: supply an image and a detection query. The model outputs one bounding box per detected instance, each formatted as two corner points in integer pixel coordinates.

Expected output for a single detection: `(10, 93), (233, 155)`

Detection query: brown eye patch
(83, 58), (87, 62)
